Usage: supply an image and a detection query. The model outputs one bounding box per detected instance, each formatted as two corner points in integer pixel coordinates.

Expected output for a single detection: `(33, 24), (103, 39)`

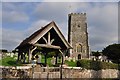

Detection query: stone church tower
(68, 13), (89, 59)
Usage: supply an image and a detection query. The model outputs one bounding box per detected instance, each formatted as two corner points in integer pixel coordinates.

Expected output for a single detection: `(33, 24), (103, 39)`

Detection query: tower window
(78, 25), (80, 27)
(76, 44), (82, 52)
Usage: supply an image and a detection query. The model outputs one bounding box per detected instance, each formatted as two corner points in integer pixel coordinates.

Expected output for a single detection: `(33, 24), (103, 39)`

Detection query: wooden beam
(59, 49), (64, 64)
(31, 47), (37, 53)
(34, 44), (61, 49)
(50, 39), (55, 44)
(42, 37), (48, 44)
(59, 49), (64, 56)
(48, 32), (50, 45)
(28, 47), (37, 63)
(30, 25), (53, 44)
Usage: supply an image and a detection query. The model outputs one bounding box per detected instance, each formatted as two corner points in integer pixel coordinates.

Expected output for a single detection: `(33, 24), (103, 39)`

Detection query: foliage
(91, 51), (101, 57)
(12, 49), (18, 53)
(102, 44), (120, 63)
(0, 49), (8, 53)
(77, 59), (91, 69)
(64, 60), (76, 67)
(78, 59), (118, 70)
(0, 56), (22, 66)
(64, 59), (118, 70)
(76, 60), (81, 67)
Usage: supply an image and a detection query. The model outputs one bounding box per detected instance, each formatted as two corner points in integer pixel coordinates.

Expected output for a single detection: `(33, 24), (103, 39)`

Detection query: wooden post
(62, 55), (64, 65)
(48, 32), (51, 45)
(44, 53), (47, 67)
(28, 47), (37, 63)
(21, 53), (23, 60)
(17, 51), (20, 61)
(23, 53), (26, 63)
(55, 54), (58, 65)
(59, 49), (64, 79)
(28, 48), (32, 63)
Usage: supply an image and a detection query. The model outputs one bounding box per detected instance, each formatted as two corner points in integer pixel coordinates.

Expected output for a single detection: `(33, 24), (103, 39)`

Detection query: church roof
(17, 21), (72, 50)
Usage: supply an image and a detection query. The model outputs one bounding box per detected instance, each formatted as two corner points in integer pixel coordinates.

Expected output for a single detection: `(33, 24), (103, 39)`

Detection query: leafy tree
(102, 44), (120, 63)
(1, 49), (8, 53)
(92, 51), (101, 57)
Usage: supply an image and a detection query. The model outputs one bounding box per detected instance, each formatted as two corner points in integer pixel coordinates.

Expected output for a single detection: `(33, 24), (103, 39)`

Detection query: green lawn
(64, 60), (76, 67)
(0, 55), (62, 67)
(1, 55), (119, 70)
(0, 56), (22, 66)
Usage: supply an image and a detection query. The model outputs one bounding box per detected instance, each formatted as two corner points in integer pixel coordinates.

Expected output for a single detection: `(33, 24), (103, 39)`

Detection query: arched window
(76, 44), (82, 52)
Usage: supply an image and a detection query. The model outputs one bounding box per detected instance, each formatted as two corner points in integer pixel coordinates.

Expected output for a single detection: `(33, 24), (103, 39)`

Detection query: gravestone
(10, 53), (14, 57)
(51, 56), (55, 65)
(37, 55), (41, 63)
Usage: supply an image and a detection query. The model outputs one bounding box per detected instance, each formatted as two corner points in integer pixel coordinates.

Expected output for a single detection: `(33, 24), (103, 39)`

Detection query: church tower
(68, 13), (89, 59)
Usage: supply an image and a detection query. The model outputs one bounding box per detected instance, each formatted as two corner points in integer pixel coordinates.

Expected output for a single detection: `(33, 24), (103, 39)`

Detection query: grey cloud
(34, 2), (77, 23)
(86, 3), (118, 51)
(3, 11), (29, 23)
(2, 3), (30, 23)
(2, 28), (25, 51)
(2, 2), (118, 51)
(26, 20), (51, 37)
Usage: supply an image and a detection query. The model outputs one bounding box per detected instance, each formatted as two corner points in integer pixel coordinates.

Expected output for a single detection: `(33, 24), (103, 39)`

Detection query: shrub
(78, 59), (118, 70)
(64, 59), (118, 70)
(76, 60), (81, 67)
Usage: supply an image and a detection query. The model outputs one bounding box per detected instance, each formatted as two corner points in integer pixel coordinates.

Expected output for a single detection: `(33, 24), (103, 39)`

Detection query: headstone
(37, 55), (41, 63)
(14, 57), (17, 60)
(7, 53), (10, 56)
(65, 56), (68, 60)
(51, 56), (55, 65)
(10, 53), (14, 57)
(73, 57), (76, 62)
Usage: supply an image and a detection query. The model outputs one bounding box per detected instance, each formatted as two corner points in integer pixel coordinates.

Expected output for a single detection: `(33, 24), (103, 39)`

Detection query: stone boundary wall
(62, 67), (120, 78)
(1, 66), (120, 79)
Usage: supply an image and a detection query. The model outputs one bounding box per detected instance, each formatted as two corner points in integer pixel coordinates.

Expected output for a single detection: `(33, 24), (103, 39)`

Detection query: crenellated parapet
(68, 13), (86, 16)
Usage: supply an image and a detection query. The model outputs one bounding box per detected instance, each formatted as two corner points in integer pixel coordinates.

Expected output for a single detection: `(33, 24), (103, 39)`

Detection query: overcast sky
(1, 0), (119, 52)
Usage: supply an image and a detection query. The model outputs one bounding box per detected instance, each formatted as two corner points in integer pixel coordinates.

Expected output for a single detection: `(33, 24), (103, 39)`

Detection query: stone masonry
(68, 13), (89, 59)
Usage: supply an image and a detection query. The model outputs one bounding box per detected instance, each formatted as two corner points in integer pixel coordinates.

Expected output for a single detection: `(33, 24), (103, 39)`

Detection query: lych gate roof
(17, 21), (72, 50)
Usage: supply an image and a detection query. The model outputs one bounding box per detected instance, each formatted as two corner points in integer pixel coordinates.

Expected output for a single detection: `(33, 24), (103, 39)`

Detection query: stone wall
(68, 13), (89, 59)
(1, 66), (120, 79)
(33, 67), (120, 79)
(62, 68), (120, 78)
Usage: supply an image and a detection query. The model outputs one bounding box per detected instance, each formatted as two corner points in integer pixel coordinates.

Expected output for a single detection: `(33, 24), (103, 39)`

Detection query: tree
(92, 51), (101, 57)
(0, 49), (8, 53)
(102, 44), (120, 63)
(91, 51), (101, 61)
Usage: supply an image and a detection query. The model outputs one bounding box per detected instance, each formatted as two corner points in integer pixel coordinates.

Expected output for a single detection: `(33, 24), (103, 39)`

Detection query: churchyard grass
(0, 56), (22, 66)
(65, 60), (76, 67)
(1, 55), (118, 69)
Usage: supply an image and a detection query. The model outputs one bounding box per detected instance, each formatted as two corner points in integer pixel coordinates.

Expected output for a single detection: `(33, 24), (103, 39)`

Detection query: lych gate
(16, 21), (72, 66)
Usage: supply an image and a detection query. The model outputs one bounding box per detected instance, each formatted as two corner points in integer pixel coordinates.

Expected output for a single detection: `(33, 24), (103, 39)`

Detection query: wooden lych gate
(15, 21), (72, 67)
